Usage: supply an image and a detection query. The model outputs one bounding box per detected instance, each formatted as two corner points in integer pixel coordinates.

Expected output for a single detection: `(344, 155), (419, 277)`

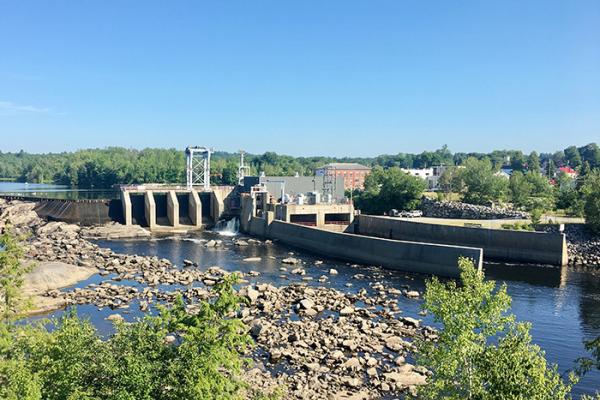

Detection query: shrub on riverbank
(0, 270), (259, 399)
(416, 257), (576, 399)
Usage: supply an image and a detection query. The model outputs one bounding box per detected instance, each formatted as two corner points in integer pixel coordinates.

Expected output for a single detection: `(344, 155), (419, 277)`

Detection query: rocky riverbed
(1, 198), (433, 399)
(541, 224), (600, 267)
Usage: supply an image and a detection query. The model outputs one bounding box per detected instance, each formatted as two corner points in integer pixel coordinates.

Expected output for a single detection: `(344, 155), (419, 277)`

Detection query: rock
(339, 306), (354, 315)
(246, 287), (260, 304)
(106, 313), (124, 322)
(343, 357), (361, 370)
(385, 336), (407, 352)
(304, 308), (318, 317)
(383, 365), (426, 387)
(329, 268), (339, 275)
(420, 198), (529, 220)
(401, 317), (420, 327)
(205, 240), (217, 247)
(405, 290), (420, 298)
(291, 268), (306, 275)
(23, 261), (98, 296)
(164, 335), (176, 344)
(342, 377), (362, 388)
(282, 257), (300, 265)
(304, 362), (320, 372)
(243, 257), (262, 262)
(299, 298), (315, 310)
(80, 223), (150, 239)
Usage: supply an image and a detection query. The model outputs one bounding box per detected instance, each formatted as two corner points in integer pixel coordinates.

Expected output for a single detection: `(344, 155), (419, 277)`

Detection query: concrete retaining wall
(256, 219), (482, 277)
(354, 215), (568, 266)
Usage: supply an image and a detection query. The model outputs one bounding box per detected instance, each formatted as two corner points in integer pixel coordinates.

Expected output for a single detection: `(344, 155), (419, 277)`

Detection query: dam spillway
(120, 184), (236, 231)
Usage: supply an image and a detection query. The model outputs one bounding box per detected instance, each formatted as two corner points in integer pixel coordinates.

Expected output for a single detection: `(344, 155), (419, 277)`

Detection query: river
(0, 181), (118, 199)
(23, 231), (599, 396)
(5, 183), (600, 396)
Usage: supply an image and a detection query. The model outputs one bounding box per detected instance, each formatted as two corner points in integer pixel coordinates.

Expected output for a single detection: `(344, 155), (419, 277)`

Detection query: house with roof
(315, 162), (371, 190)
(557, 166), (578, 178)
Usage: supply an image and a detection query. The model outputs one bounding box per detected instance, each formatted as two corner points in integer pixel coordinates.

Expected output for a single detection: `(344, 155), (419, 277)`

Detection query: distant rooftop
(559, 166), (577, 175)
(317, 162), (371, 170)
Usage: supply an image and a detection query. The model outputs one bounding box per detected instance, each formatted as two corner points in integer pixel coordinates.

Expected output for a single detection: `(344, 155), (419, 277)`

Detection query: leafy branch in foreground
(0, 227), (34, 323)
(0, 271), (262, 400)
(416, 257), (575, 400)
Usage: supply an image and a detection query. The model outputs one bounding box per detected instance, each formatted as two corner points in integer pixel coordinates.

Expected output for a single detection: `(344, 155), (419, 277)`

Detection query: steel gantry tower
(238, 150), (250, 185)
(185, 146), (212, 191)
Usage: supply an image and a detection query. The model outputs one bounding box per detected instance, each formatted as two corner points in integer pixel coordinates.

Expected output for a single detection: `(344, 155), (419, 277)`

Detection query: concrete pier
(167, 191), (179, 228)
(121, 191), (132, 226)
(144, 191), (156, 230)
(189, 190), (201, 226)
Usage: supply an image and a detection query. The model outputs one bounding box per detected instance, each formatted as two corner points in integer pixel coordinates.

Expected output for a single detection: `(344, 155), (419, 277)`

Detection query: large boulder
(23, 261), (98, 314)
(23, 261), (98, 295)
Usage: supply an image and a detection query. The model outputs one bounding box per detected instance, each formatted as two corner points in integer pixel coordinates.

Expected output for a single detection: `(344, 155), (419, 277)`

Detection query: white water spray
(214, 217), (240, 236)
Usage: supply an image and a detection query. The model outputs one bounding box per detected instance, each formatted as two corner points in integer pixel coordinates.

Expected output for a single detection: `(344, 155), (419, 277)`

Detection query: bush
(0, 274), (257, 400)
(416, 257), (574, 399)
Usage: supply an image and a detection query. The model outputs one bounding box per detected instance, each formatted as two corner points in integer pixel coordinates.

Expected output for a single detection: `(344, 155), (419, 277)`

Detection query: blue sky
(0, 1), (598, 157)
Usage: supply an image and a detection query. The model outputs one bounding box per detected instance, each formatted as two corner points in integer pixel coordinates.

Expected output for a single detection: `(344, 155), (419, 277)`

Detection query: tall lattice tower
(238, 150), (250, 185)
(322, 166), (336, 200)
(185, 146), (212, 191)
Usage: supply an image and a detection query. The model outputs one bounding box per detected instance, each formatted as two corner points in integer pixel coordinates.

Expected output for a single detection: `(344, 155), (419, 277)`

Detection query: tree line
(1, 143), (598, 188)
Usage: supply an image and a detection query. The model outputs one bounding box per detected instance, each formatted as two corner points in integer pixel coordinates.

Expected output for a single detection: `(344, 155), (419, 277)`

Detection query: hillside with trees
(1, 143), (598, 188)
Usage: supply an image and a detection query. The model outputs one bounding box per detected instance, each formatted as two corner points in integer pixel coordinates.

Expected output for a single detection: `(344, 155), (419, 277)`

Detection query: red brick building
(315, 162), (371, 190)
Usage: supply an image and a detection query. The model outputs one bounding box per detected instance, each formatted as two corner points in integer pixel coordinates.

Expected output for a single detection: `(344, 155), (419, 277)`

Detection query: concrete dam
(120, 184), (240, 231)
(2, 182), (570, 279)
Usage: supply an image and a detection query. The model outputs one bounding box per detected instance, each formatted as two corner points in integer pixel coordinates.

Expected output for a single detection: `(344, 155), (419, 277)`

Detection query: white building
(401, 166), (447, 190)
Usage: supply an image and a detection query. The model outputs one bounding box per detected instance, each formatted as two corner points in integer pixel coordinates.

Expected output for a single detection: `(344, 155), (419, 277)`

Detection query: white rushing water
(213, 217), (240, 236)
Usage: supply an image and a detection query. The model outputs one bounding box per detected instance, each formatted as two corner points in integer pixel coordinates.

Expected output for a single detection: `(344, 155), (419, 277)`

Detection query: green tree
(0, 228), (33, 322)
(564, 146), (583, 169)
(510, 151), (527, 171)
(438, 166), (464, 200)
(509, 171), (532, 207)
(582, 171), (600, 233)
(460, 157), (508, 205)
(354, 166), (425, 214)
(528, 151), (541, 173)
(417, 257), (574, 400)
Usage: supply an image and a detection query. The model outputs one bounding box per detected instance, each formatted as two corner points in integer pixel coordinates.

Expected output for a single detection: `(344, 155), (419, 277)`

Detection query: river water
(24, 230), (599, 396)
(0, 182), (118, 199)
(5, 183), (599, 395)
